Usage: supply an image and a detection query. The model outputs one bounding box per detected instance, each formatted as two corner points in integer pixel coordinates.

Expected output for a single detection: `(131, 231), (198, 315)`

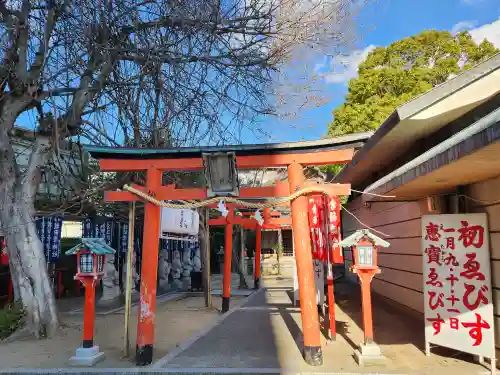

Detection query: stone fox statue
(101, 252), (120, 303)
(158, 249), (171, 291)
(171, 249), (183, 289)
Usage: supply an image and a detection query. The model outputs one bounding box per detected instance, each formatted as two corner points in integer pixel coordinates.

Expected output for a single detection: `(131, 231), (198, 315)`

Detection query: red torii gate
(209, 204), (291, 295)
(86, 136), (367, 366)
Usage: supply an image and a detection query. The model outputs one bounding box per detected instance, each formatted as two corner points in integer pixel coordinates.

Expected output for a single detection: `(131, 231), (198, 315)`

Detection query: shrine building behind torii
(86, 132), (372, 366)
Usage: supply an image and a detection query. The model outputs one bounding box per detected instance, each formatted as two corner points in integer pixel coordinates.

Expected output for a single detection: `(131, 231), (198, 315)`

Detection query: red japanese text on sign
(422, 214), (493, 359)
(327, 196), (343, 264)
(307, 195), (343, 264)
(308, 196), (325, 261)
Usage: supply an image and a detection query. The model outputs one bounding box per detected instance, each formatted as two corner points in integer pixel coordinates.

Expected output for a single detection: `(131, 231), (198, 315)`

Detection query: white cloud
(461, 0), (486, 5)
(451, 18), (500, 47)
(452, 20), (477, 34)
(469, 18), (500, 47)
(322, 45), (376, 84)
(321, 18), (500, 86)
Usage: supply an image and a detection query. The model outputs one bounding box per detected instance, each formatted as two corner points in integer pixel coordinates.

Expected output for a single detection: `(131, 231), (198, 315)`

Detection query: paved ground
(157, 276), (493, 375)
(0, 274), (249, 369)
(1, 274), (494, 374)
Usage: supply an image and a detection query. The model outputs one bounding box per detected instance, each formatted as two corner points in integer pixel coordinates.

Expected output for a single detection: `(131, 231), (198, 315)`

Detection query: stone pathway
(1, 275), (493, 374)
(155, 276), (492, 375)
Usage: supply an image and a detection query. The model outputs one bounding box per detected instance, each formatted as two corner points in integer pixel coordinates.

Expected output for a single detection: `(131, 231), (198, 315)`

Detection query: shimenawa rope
(122, 184), (343, 209)
(122, 184), (395, 237)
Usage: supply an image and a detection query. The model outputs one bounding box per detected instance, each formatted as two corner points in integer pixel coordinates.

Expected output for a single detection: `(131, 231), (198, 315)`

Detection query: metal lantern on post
(353, 242), (377, 268)
(339, 229), (389, 366)
(75, 248), (106, 279)
(66, 238), (116, 366)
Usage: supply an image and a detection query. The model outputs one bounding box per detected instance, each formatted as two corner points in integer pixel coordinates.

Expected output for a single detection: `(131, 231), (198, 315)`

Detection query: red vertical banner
(308, 195), (343, 264)
(327, 196), (343, 264)
(307, 196), (319, 260)
(317, 196), (326, 262)
(307, 195), (328, 262)
(308, 195), (324, 261)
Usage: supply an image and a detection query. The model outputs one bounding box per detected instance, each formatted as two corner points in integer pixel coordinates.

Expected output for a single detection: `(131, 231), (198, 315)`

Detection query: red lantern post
(339, 229), (389, 366)
(66, 238), (116, 366)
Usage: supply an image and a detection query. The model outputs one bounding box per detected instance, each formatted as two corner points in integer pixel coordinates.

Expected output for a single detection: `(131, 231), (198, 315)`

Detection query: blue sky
(251, 0), (500, 144)
(14, 0), (500, 147)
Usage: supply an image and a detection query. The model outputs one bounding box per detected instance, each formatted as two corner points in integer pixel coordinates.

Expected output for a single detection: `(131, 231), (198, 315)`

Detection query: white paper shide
(422, 214), (494, 359)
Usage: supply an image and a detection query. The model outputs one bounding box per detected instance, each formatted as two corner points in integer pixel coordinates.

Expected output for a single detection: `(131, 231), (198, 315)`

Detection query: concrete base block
(68, 345), (105, 366)
(354, 342), (386, 366)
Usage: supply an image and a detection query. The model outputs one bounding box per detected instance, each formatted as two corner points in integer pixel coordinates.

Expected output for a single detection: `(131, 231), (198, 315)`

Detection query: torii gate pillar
(136, 168), (162, 365)
(288, 162), (323, 366)
(222, 207), (234, 313)
(254, 225), (262, 289)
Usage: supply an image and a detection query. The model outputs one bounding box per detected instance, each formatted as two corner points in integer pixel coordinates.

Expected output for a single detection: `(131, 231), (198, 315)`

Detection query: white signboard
(160, 207), (199, 236)
(291, 230), (324, 307)
(422, 214), (494, 360)
(313, 259), (325, 306)
(293, 262), (299, 306)
(292, 260), (324, 307)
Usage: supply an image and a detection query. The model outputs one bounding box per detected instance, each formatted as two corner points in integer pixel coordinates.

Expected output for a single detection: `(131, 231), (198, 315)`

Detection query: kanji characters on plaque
(422, 214), (494, 359)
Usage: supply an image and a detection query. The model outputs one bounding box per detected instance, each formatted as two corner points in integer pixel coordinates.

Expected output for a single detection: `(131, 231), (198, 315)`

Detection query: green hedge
(0, 303), (24, 339)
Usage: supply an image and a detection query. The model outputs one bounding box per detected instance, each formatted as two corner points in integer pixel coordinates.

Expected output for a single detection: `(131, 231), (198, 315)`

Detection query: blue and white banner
(82, 217), (114, 245)
(118, 222), (129, 254)
(134, 224), (143, 272)
(117, 222), (145, 256)
(82, 217), (93, 238)
(35, 216), (63, 262)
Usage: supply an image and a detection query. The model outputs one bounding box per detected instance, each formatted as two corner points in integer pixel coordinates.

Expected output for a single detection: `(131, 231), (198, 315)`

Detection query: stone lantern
(339, 229), (390, 366)
(66, 238), (116, 366)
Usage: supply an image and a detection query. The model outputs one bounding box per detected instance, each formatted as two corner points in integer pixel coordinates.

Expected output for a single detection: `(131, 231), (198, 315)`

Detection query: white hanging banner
(292, 246), (325, 307)
(313, 258), (325, 306)
(160, 207), (200, 236)
(293, 262), (324, 306)
(422, 214), (495, 361)
(293, 261), (299, 306)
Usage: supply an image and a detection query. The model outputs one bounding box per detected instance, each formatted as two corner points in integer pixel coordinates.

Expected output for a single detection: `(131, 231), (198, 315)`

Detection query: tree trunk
(0, 108), (59, 337)
(0, 194), (59, 337)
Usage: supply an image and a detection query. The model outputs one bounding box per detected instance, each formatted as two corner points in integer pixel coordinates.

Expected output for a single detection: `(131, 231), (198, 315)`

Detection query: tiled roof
(65, 237), (116, 255)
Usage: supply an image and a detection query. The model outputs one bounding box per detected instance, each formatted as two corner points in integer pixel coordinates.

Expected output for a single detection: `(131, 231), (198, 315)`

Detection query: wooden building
(335, 53), (500, 352)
